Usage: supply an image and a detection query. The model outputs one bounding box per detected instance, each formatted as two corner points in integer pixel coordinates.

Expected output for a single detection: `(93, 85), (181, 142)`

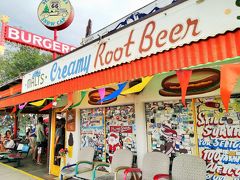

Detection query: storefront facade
(0, 0), (240, 179)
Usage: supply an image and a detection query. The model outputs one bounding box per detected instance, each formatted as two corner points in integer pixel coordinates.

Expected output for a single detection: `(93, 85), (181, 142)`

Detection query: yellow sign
(37, 0), (74, 30)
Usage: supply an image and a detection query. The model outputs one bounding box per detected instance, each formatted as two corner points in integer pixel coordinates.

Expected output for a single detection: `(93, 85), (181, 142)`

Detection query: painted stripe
(0, 162), (44, 180)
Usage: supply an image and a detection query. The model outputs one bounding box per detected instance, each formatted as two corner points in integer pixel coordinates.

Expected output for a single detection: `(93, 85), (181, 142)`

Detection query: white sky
(0, 0), (154, 47)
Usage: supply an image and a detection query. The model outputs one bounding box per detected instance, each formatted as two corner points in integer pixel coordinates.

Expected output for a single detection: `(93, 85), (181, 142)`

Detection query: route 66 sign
(38, 0), (74, 30)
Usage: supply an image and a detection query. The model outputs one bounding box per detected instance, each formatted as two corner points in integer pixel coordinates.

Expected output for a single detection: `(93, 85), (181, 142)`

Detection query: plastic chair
(74, 149), (133, 180)
(92, 149), (133, 180)
(61, 147), (94, 180)
(154, 154), (206, 180)
(124, 152), (170, 180)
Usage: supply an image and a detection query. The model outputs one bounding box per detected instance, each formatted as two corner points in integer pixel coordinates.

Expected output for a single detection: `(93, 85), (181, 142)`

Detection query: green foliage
(0, 43), (51, 84)
(18, 114), (32, 136)
(0, 115), (14, 135)
(236, 0), (240, 7)
(0, 43), (52, 83)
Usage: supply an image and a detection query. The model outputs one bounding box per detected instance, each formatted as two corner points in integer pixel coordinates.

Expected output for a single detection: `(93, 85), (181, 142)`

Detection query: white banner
(22, 0), (240, 93)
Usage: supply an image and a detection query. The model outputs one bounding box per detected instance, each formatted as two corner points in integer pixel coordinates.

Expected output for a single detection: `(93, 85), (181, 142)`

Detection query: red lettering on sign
(5, 26), (75, 54)
(139, 18), (200, 54)
(139, 21), (155, 53)
(94, 18), (200, 70)
(94, 30), (135, 68)
(110, 126), (133, 133)
(124, 30), (135, 57)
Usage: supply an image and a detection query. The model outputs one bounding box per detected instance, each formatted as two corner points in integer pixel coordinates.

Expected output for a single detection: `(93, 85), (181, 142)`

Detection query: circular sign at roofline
(38, 0), (74, 31)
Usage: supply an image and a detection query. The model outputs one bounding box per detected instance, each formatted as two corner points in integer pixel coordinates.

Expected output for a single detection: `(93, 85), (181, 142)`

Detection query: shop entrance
(50, 109), (66, 176)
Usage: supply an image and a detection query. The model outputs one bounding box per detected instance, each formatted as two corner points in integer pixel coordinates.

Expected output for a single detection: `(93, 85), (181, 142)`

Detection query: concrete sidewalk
(0, 162), (43, 180)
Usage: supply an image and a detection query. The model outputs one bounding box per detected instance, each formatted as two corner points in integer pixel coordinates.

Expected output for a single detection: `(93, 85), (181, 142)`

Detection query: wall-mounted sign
(38, 0), (74, 30)
(22, 0), (240, 93)
(5, 26), (75, 54)
(196, 97), (240, 179)
(159, 68), (220, 97)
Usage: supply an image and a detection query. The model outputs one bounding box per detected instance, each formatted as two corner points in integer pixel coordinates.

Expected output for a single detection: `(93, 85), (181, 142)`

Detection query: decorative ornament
(121, 76), (153, 95)
(19, 102), (27, 110)
(98, 82), (127, 103)
(39, 102), (53, 112)
(220, 64), (240, 112)
(176, 70), (192, 107)
(39, 96), (58, 111)
(30, 99), (46, 107)
(0, 15), (9, 23)
(61, 92), (73, 112)
(98, 88), (106, 101)
(69, 91), (86, 109)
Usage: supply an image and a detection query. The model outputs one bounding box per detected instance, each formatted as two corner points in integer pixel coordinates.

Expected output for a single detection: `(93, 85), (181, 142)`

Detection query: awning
(0, 29), (240, 108)
(0, 84), (21, 99)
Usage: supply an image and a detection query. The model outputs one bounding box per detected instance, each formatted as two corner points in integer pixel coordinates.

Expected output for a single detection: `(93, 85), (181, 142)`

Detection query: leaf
(0, 43), (51, 83)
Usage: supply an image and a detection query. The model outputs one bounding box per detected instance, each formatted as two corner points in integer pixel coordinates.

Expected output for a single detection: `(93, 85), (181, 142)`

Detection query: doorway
(49, 109), (66, 176)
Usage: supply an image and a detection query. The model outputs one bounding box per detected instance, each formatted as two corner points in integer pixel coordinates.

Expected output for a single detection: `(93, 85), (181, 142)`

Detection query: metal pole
(0, 16), (9, 55)
(53, 29), (58, 60)
(13, 113), (18, 138)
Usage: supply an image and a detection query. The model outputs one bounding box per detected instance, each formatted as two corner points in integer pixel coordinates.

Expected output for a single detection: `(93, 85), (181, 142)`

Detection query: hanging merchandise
(69, 91), (87, 109)
(80, 108), (105, 161)
(220, 64), (240, 112)
(145, 100), (195, 159)
(98, 82), (127, 103)
(105, 105), (137, 164)
(61, 92), (73, 112)
(68, 133), (74, 158)
(176, 70), (192, 107)
(29, 99), (46, 106)
(121, 76), (153, 95)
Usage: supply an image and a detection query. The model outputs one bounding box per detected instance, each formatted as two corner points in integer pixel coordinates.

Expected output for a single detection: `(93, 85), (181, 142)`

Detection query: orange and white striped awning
(0, 29), (240, 108)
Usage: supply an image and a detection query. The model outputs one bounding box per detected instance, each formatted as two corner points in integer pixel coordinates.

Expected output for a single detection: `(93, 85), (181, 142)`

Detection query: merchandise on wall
(145, 100), (196, 160)
(105, 105), (137, 163)
(66, 109), (76, 131)
(196, 96), (240, 180)
(80, 108), (105, 161)
(80, 104), (137, 163)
